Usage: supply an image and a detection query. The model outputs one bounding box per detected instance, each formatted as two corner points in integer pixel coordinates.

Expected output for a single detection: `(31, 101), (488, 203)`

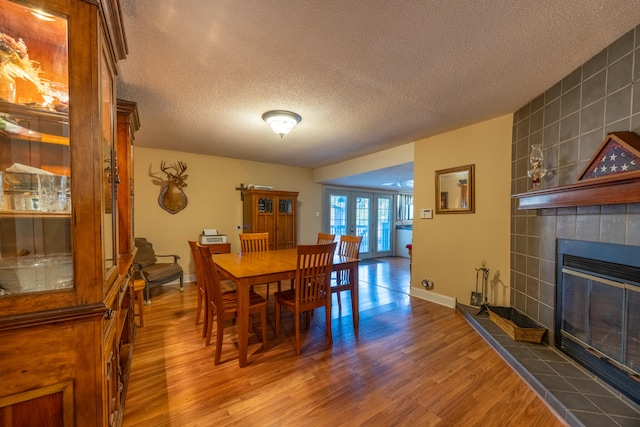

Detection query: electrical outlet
(420, 209), (433, 219)
(422, 279), (434, 289)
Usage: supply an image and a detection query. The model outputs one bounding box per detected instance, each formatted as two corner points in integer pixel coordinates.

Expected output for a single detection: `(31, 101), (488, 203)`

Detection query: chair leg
(214, 316), (224, 365)
(144, 282), (152, 305)
(336, 290), (342, 311)
(275, 302), (281, 336)
(201, 301), (208, 339)
(179, 274), (184, 291)
(325, 304), (332, 343)
(264, 281), (281, 300)
(260, 308), (267, 349)
(205, 308), (214, 346)
(350, 287), (357, 327)
(195, 290), (203, 326)
(136, 289), (144, 328)
(294, 309), (301, 355)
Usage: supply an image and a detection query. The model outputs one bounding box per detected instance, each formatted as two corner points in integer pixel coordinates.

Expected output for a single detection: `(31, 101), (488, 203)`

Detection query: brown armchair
(134, 237), (183, 304)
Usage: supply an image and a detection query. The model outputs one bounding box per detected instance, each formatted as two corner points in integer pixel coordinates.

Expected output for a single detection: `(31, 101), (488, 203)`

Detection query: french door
(323, 187), (393, 259)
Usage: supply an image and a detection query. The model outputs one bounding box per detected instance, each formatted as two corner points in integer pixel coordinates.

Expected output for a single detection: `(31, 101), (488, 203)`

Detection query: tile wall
(511, 24), (640, 344)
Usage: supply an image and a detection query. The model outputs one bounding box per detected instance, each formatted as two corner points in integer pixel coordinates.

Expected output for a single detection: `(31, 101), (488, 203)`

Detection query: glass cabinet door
(0, 0), (72, 296)
(101, 41), (117, 285)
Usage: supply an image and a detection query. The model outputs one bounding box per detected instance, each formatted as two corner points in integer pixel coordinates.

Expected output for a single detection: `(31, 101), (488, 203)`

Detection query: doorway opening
(323, 187), (397, 260)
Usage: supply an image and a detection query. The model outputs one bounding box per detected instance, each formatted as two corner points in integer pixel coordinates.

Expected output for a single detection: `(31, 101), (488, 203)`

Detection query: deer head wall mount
(151, 161), (189, 214)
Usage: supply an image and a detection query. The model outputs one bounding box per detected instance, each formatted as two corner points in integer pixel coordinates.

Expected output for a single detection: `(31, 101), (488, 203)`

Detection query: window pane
(355, 197), (369, 252)
(377, 198), (390, 252)
(329, 195), (347, 237)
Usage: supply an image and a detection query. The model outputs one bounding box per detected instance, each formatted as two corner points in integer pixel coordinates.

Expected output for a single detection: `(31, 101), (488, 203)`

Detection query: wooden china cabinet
(242, 189), (298, 249)
(0, 1), (136, 426)
(117, 99), (139, 258)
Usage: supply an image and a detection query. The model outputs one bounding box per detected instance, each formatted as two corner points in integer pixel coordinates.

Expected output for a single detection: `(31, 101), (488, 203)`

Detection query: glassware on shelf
(49, 82), (68, 102)
(0, 0), (73, 298)
(0, 79), (16, 103)
(41, 81), (69, 111)
(38, 174), (54, 211)
(49, 82), (68, 113)
(0, 253), (72, 294)
(38, 174), (69, 212)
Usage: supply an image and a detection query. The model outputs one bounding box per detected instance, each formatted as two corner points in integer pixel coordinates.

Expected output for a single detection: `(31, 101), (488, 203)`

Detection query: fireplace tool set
(470, 261), (489, 313)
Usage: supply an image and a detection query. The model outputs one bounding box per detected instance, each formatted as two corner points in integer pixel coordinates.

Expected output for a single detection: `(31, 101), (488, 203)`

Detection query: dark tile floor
(458, 304), (640, 427)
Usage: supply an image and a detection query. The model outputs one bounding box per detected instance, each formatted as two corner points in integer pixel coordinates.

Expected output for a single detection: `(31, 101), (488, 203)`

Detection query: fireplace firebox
(556, 239), (640, 405)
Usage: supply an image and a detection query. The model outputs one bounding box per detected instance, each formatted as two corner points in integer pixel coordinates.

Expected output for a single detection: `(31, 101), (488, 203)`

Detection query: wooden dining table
(212, 248), (360, 367)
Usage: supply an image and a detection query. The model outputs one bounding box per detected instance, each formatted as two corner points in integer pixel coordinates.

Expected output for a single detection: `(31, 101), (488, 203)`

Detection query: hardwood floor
(123, 257), (565, 426)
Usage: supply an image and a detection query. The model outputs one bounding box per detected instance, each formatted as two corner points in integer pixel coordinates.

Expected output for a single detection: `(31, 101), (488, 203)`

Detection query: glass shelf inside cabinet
(0, 0), (71, 297)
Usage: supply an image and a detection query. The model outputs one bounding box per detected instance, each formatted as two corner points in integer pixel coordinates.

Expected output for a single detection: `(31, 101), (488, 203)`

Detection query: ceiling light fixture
(262, 110), (301, 138)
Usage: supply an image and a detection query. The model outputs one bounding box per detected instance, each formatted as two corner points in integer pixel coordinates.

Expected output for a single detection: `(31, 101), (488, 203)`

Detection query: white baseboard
(410, 287), (457, 308)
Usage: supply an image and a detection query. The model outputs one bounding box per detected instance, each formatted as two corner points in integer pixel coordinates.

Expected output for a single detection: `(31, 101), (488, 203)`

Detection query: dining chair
(188, 240), (208, 338)
(333, 235), (362, 312)
(239, 232), (269, 252)
(274, 242), (337, 355)
(316, 232), (336, 244)
(239, 232), (281, 298)
(198, 245), (268, 365)
(315, 232), (336, 316)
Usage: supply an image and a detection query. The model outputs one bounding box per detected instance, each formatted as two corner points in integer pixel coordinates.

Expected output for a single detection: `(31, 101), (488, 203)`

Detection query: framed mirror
(435, 164), (475, 214)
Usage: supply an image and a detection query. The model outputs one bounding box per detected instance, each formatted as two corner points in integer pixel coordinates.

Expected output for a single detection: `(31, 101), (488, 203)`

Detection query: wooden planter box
(486, 306), (546, 344)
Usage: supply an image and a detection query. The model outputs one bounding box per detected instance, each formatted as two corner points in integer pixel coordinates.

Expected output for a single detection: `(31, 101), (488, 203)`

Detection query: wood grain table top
(212, 248), (358, 282)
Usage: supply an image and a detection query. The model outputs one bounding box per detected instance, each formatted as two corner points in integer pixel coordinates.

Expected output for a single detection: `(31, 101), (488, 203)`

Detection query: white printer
(199, 229), (227, 244)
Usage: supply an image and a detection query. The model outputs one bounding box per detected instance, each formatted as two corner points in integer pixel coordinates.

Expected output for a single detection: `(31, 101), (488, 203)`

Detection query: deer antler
(161, 161), (188, 185)
(176, 161), (188, 180)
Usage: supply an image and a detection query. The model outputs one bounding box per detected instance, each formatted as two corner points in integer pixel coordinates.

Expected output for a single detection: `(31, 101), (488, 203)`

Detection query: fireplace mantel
(513, 171), (640, 209)
(514, 131), (640, 210)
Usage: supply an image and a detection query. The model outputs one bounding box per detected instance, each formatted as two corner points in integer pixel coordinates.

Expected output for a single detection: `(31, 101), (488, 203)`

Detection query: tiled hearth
(458, 304), (640, 427)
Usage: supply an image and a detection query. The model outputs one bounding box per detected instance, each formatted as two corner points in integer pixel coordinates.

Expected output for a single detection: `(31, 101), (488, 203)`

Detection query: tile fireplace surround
(507, 23), (640, 427)
(458, 305), (640, 427)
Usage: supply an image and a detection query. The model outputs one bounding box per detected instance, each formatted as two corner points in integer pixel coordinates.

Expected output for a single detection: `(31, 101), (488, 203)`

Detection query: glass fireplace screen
(561, 267), (640, 375)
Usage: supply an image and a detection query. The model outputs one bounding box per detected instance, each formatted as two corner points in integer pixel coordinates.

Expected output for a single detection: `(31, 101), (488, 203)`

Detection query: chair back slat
(338, 235), (362, 258)
(295, 243), (336, 305)
(198, 245), (226, 310)
(188, 240), (205, 292)
(239, 232), (269, 253)
(316, 233), (336, 245)
(337, 235), (362, 284)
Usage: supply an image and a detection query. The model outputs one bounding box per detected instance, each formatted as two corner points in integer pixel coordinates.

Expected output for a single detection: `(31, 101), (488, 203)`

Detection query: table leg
(237, 279), (249, 367)
(351, 263), (359, 332)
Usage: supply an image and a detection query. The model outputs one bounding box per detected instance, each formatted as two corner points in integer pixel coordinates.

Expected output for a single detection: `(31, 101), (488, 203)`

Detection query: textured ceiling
(116, 0), (640, 189)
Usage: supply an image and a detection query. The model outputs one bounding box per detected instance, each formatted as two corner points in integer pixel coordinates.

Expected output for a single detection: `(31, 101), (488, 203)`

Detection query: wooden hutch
(0, 1), (137, 426)
(242, 189), (298, 249)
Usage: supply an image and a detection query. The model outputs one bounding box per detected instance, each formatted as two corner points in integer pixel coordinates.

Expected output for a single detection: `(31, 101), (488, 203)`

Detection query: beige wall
(314, 142), (414, 182)
(134, 115), (511, 296)
(133, 146), (323, 278)
(411, 115), (512, 306)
